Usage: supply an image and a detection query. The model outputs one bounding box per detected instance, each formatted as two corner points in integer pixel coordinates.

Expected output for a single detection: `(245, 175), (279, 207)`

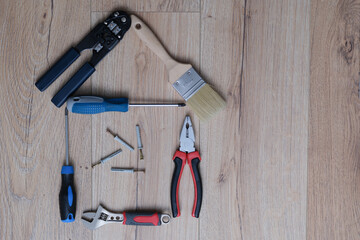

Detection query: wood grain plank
(89, 12), (200, 239)
(239, 0), (310, 238)
(89, 12), (138, 240)
(132, 13), (200, 240)
(308, 1), (360, 239)
(91, 0), (199, 12)
(200, 0), (310, 239)
(199, 1), (244, 239)
(0, 0), (92, 239)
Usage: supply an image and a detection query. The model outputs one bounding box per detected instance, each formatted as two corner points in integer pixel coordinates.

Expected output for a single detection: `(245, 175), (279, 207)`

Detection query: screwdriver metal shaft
(65, 108), (69, 165)
(129, 103), (185, 107)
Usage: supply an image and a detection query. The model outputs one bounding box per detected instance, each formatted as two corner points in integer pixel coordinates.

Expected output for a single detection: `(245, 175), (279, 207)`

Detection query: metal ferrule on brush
(172, 68), (206, 101)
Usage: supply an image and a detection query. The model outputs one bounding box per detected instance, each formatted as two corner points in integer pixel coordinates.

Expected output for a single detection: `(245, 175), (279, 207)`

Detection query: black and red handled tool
(35, 11), (131, 108)
(123, 212), (163, 226)
(81, 205), (171, 229)
(171, 116), (202, 218)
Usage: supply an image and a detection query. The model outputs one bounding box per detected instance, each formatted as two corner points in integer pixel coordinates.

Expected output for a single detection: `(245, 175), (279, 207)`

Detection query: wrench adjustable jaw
(81, 205), (124, 230)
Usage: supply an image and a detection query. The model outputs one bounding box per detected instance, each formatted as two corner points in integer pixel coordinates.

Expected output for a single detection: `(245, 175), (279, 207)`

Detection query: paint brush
(130, 15), (226, 122)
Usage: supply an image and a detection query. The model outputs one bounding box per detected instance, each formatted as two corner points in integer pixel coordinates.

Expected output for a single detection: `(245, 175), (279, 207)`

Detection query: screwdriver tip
(92, 162), (100, 168)
(106, 128), (115, 137)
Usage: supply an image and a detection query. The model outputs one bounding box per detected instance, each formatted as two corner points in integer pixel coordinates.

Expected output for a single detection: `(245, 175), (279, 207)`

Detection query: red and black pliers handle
(170, 150), (202, 218)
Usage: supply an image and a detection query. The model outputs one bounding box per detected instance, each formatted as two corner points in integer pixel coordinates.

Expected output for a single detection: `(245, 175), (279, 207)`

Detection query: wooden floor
(1, 0), (360, 239)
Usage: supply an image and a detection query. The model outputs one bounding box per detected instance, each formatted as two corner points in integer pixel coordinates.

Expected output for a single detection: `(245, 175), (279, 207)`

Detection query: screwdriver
(59, 108), (76, 222)
(66, 96), (185, 114)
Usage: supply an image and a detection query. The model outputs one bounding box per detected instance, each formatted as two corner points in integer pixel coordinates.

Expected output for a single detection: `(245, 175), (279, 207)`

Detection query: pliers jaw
(179, 116), (195, 153)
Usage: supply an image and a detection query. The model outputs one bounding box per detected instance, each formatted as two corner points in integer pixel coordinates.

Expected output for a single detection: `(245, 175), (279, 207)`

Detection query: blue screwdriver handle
(67, 96), (129, 114)
(59, 166), (76, 222)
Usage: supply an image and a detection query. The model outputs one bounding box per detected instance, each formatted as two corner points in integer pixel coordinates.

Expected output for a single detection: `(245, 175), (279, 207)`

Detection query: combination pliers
(171, 116), (202, 218)
(35, 11), (131, 107)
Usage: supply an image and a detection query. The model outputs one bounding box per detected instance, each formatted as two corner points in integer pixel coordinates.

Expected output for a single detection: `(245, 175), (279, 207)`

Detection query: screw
(114, 12), (119, 17)
(111, 168), (145, 173)
(121, 17), (126, 23)
(92, 149), (122, 168)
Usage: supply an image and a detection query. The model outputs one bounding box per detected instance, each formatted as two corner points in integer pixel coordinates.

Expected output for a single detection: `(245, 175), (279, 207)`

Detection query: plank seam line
(238, 0), (247, 238)
(238, 0), (247, 132)
(46, 0), (54, 66)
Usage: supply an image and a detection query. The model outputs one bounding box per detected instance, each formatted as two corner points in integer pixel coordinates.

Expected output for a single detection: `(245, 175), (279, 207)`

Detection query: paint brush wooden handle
(130, 15), (191, 83)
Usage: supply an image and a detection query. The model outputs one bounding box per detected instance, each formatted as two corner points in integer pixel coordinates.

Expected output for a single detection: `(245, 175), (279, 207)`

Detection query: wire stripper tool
(35, 11), (131, 107)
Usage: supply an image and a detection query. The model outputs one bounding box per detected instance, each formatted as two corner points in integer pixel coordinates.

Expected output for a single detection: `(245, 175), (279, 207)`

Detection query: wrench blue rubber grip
(70, 98), (129, 114)
(35, 48), (80, 91)
(51, 63), (95, 108)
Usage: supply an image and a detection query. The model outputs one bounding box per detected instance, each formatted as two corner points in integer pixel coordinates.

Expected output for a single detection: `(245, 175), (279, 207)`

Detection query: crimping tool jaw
(179, 116), (195, 153)
(74, 10), (131, 64)
(85, 11), (132, 66)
